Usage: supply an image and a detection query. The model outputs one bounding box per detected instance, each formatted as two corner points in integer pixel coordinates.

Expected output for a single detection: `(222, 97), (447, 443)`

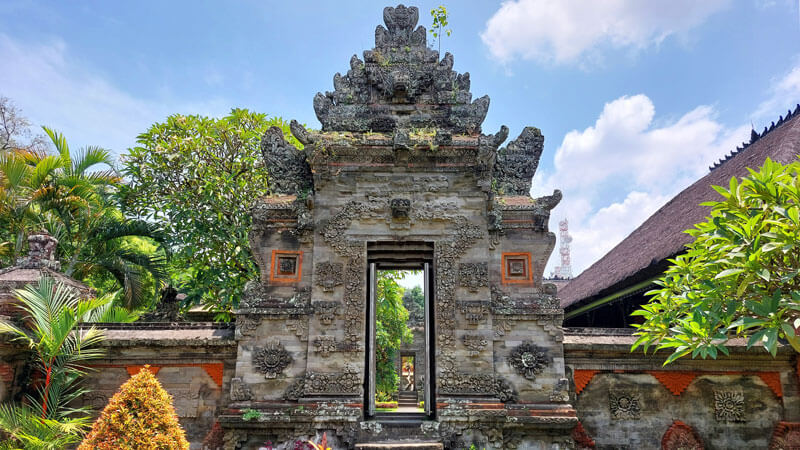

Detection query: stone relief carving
(236, 315), (259, 337)
(609, 391), (641, 420)
(458, 262), (488, 292)
(285, 317), (309, 341)
(493, 317), (516, 338)
(314, 262), (344, 292)
(507, 342), (549, 380)
(313, 336), (338, 357)
(261, 126), (313, 195)
(284, 364), (362, 399)
(458, 301), (490, 325)
(229, 377), (253, 402)
(253, 342), (292, 379)
(390, 198), (411, 220)
(714, 390), (744, 422)
(461, 334), (488, 357)
(312, 301), (342, 325)
(437, 351), (516, 402)
(661, 421), (703, 450)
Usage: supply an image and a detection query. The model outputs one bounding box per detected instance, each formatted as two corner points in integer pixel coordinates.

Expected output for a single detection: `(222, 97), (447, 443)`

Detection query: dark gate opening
(365, 242), (435, 420)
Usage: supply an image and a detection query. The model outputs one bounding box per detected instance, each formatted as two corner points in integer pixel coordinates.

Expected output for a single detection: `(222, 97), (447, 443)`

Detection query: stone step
(355, 442), (443, 450)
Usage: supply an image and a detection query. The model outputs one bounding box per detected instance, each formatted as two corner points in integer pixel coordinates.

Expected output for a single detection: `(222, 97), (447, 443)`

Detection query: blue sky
(2, 1), (799, 280)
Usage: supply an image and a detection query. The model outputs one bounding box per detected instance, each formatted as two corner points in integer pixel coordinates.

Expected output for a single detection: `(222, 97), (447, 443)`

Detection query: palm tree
(0, 277), (109, 448)
(1, 128), (168, 309)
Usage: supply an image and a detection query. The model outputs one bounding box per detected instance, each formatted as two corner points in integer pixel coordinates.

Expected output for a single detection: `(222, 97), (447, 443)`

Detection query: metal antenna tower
(551, 219), (573, 279)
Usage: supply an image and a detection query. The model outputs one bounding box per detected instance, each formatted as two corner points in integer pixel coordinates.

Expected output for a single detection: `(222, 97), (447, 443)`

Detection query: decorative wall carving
(312, 301), (342, 325)
(507, 342), (549, 380)
(714, 390), (744, 422)
(493, 317), (516, 338)
(493, 127), (544, 196)
(313, 336), (338, 357)
(458, 262), (488, 292)
(661, 421), (703, 450)
(230, 377), (253, 401)
(253, 342), (292, 378)
(609, 391), (641, 420)
(314, 262), (344, 292)
(284, 364), (362, 399)
(461, 334), (488, 357)
(390, 198), (411, 220)
(236, 316), (259, 337)
(437, 352), (516, 402)
(285, 318), (309, 342)
(458, 301), (490, 325)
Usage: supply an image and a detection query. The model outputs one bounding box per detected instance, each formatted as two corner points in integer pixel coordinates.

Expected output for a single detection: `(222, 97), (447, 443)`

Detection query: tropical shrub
(78, 366), (189, 450)
(0, 277), (108, 449)
(633, 158), (800, 363)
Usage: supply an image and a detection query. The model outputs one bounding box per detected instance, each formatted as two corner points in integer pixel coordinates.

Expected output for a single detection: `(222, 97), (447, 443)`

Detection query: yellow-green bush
(78, 366), (189, 450)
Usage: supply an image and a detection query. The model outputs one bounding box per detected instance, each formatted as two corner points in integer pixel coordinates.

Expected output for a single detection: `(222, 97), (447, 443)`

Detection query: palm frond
(71, 146), (114, 176)
(42, 127), (70, 171)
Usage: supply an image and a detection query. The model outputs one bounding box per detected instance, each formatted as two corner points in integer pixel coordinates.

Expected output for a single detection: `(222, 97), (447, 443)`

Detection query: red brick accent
(93, 363), (224, 387)
(572, 421), (596, 449)
(769, 422), (800, 449)
(756, 372), (783, 398)
(0, 363), (14, 383)
(200, 363), (224, 387)
(126, 365), (160, 377)
(648, 371), (697, 396)
(573, 369), (599, 395)
(661, 420), (703, 450)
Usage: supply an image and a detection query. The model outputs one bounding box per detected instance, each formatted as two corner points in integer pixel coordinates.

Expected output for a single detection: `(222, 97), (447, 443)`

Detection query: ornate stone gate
(220, 5), (575, 448)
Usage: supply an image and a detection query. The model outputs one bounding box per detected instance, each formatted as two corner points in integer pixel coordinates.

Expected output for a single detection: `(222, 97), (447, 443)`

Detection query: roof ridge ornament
(310, 4), (488, 134)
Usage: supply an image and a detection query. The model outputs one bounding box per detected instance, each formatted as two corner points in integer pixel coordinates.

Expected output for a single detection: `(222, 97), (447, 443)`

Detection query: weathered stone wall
(564, 328), (800, 449)
(76, 325), (237, 449)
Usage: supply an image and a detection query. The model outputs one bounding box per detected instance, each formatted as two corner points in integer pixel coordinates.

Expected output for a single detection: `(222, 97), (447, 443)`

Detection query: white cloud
(754, 64), (800, 120)
(0, 34), (229, 158)
(481, 0), (729, 65)
(535, 94), (749, 275)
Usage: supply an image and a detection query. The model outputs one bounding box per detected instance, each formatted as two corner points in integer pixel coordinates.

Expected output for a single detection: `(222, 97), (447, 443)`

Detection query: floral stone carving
(714, 390), (744, 422)
(315, 262), (344, 292)
(458, 262), (488, 292)
(253, 342), (292, 379)
(507, 342), (549, 380)
(609, 391), (641, 420)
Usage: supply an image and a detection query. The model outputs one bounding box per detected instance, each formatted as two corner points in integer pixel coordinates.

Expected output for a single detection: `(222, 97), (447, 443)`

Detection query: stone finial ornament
(17, 232), (60, 270)
(493, 127), (544, 196)
(260, 126), (313, 196)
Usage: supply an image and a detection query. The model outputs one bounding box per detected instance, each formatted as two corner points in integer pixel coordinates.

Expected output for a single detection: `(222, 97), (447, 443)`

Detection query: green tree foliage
(429, 5), (452, 54)
(402, 285), (424, 316)
(633, 158), (800, 364)
(78, 366), (189, 450)
(0, 128), (167, 309)
(122, 109), (300, 317)
(375, 271), (414, 394)
(0, 278), (109, 449)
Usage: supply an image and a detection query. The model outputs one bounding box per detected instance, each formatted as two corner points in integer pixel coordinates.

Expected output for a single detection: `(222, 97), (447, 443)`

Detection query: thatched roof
(561, 106), (800, 312)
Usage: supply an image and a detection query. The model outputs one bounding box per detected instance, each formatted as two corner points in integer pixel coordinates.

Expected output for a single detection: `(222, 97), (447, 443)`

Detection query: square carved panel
(501, 252), (533, 284)
(270, 250), (303, 283)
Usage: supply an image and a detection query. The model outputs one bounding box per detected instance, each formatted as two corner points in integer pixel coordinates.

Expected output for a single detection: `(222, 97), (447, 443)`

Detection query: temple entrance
(365, 242), (434, 419)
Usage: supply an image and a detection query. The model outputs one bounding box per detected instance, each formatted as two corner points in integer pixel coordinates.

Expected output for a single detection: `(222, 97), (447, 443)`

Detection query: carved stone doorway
(365, 242), (434, 419)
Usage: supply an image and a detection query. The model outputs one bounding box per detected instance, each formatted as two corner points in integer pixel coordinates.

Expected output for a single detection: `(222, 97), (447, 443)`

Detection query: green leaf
(715, 268), (744, 279)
